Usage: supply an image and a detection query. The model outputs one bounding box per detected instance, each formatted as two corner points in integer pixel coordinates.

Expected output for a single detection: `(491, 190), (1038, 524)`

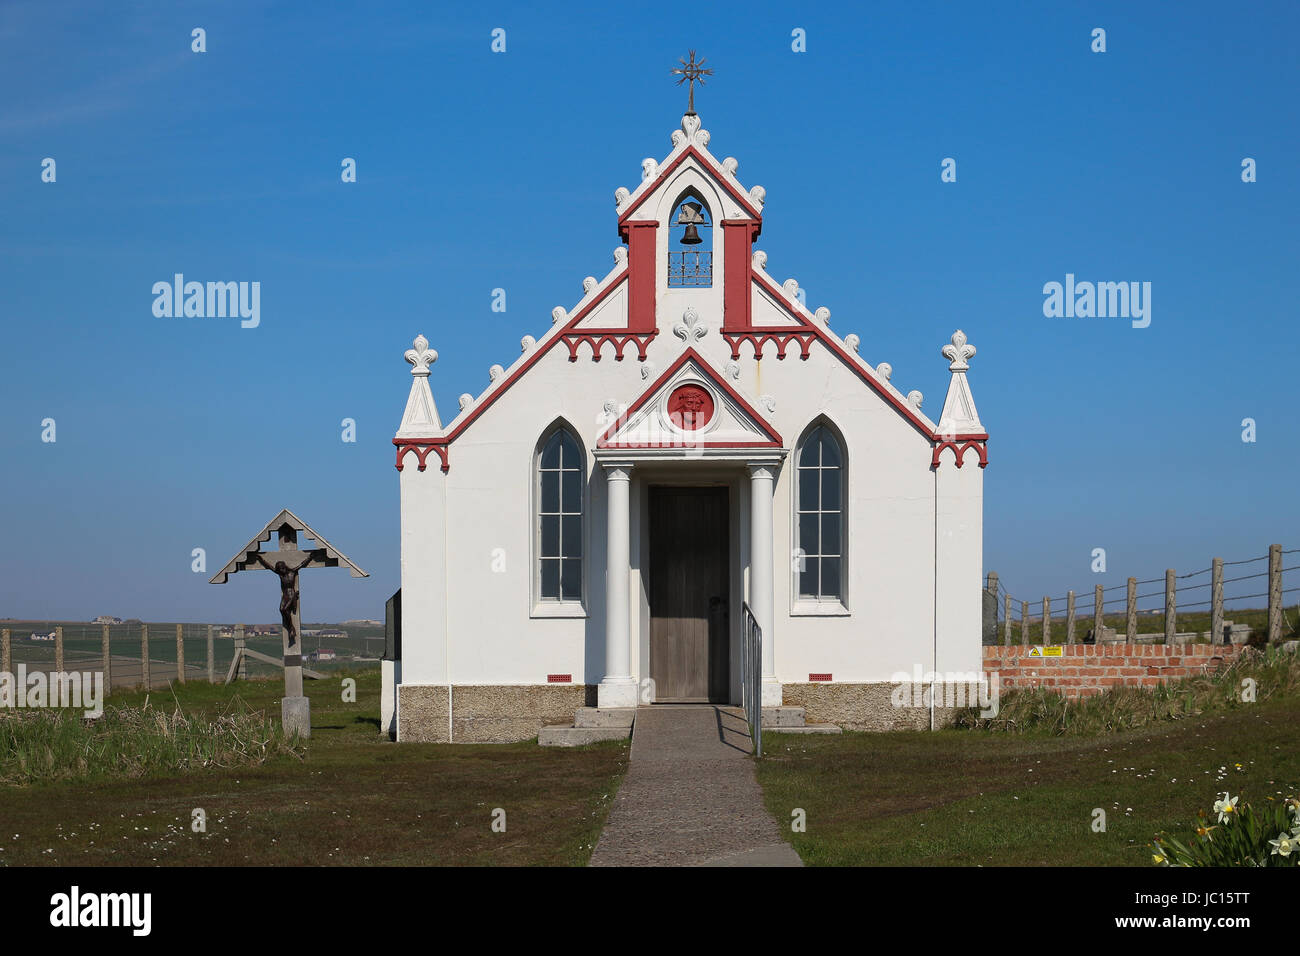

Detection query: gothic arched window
(794, 422), (845, 604)
(536, 426), (585, 605)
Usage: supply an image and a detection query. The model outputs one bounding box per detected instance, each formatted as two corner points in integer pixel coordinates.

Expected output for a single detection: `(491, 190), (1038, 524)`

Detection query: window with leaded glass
(795, 424), (844, 602)
(537, 428), (584, 603)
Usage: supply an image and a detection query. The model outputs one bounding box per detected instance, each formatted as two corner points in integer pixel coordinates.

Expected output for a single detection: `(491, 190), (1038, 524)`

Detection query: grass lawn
(0, 672), (628, 866)
(756, 698), (1300, 866)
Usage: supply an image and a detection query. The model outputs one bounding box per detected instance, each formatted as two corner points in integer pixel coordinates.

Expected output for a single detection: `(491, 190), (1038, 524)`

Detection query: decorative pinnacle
(942, 329), (976, 371)
(405, 334), (437, 376)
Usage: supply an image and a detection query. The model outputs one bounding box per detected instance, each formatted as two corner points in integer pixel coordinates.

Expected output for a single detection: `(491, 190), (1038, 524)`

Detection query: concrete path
(589, 705), (802, 867)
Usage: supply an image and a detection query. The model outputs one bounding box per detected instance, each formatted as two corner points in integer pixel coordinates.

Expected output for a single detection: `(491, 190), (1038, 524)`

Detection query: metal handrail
(741, 602), (762, 757)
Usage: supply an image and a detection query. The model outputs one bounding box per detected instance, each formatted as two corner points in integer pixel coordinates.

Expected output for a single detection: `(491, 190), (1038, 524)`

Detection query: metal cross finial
(672, 50), (713, 115)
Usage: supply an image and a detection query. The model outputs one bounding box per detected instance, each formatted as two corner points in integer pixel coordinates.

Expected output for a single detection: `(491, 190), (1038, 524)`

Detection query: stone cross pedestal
(209, 509), (368, 740)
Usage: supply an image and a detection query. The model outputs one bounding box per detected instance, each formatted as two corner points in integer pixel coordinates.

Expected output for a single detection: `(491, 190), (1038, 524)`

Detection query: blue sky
(1, 1), (1297, 623)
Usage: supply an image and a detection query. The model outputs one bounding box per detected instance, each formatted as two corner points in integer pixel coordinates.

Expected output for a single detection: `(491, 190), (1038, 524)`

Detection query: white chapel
(384, 106), (988, 742)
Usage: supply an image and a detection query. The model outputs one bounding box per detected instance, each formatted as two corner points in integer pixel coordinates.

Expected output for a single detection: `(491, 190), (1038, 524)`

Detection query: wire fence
(0, 621), (383, 696)
(986, 544), (1298, 646)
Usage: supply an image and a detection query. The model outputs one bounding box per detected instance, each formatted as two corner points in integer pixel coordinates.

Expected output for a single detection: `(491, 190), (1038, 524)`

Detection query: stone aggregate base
(397, 683), (597, 742)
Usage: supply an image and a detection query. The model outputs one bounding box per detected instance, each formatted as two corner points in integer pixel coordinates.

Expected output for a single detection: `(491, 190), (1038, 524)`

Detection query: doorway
(648, 486), (730, 702)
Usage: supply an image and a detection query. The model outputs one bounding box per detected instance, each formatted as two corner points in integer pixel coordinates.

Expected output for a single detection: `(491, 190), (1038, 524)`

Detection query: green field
(756, 698), (1300, 866)
(0, 671), (627, 866)
(5, 628), (1297, 867)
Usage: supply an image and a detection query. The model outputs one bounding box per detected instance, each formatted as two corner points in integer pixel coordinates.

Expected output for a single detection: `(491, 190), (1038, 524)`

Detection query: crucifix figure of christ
(239, 524), (332, 664)
(248, 550), (309, 647)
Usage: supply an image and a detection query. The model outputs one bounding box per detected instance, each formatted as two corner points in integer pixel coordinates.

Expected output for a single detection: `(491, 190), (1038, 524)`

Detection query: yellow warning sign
(1027, 646), (1063, 657)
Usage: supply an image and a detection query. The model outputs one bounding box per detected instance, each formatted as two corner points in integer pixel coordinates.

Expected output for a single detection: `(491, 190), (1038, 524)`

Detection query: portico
(594, 450), (786, 710)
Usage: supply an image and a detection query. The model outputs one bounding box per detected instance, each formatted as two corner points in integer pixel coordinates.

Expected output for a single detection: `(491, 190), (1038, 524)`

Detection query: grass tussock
(958, 645), (1300, 736)
(0, 693), (305, 786)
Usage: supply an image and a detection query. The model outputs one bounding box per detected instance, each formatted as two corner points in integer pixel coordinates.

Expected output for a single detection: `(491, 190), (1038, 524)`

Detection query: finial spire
(672, 50), (713, 115)
(405, 333), (438, 377)
(942, 330), (976, 372)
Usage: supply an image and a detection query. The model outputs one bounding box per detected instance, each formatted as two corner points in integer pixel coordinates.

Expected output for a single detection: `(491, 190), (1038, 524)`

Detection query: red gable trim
(597, 347), (782, 448)
(618, 146), (763, 231)
(932, 438), (989, 469)
(393, 439), (449, 473)
(428, 271), (629, 447)
(750, 271), (957, 443)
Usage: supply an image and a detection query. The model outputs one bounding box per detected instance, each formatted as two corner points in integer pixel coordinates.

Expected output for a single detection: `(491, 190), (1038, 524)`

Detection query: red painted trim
(439, 272), (629, 445)
(617, 146), (764, 227)
(931, 439), (989, 469)
(561, 330), (658, 362)
(393, 439), (450, 473)
(750, 271), (947, 442)
(722, 219), (758, 333)
(597, 347), (783, 448)
(724, 330), (818, 361)
(624, 221), (657, 333)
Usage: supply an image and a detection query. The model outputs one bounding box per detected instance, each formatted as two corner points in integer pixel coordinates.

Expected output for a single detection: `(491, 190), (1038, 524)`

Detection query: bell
(676, 201), (706, 225)
(680, 224), (703, 245)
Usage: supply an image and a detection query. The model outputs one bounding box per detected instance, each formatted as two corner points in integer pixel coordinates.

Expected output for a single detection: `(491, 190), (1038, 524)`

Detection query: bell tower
(615, 52), (766, 338)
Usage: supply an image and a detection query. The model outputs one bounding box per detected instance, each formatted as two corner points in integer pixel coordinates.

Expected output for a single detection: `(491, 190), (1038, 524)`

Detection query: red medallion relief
(667, 385), (715, 430)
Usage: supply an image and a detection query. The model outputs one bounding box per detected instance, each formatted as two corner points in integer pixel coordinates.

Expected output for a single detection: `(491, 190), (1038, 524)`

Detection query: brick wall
(982, 644), (1240, 698)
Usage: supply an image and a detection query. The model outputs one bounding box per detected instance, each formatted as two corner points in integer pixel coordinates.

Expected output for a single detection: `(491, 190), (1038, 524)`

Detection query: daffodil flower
(1213, 793), (1239, 824)
(1269, 832), (1298, 857)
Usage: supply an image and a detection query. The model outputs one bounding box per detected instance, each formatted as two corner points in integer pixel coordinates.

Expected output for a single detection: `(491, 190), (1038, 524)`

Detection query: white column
(748, 462), (782, 706)
(599, 462), (637, 708)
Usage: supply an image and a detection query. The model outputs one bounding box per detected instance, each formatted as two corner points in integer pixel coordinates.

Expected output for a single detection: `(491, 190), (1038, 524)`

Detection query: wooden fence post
(55, 625), (64, 673)
(102, 624), (111, 692)
(1042, 596), (1051, 644)
(176, 623), (185, 683)
(1003, 593), (1011, 646)
(1, 629), (9, 678)
(1093, 584), (1103, 637)
(1018, 601), (1027, 644)
(1164, 570), (1176, 643)
(1127, 577), (1137, 643)
(1268, 543), (1282, 643)
(1066, 590), (1076, 644)
(207, 625), (215, 683)
(1211, 557), (1224, 644)
(235, 624), (247, 681)
(141, 624), (150, 689)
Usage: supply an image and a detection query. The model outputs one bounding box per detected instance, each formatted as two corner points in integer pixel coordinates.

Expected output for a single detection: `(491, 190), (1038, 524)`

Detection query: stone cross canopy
(208, 508), (368, 584)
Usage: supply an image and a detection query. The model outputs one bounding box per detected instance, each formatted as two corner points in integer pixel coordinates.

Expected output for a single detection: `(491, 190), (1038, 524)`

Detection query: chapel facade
(385, 110), (988, 742)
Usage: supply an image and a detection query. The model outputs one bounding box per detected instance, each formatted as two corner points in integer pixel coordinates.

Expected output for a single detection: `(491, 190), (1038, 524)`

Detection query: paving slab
(589, 705), (802, 867)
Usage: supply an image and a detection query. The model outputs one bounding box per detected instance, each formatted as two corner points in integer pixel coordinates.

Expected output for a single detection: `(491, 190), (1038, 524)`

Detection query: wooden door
(649, 486), (730, 702)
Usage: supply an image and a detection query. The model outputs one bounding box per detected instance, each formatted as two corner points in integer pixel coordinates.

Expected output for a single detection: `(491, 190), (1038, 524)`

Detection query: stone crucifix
(210, 509), (368, 738)
(247, 525), (329, 695)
